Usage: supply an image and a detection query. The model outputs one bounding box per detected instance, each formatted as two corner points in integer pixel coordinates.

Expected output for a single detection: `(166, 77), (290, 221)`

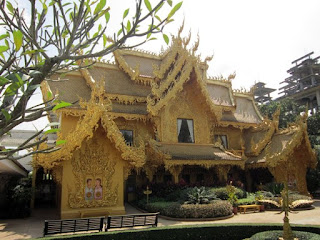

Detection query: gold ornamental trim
(164, 159), (245, 169)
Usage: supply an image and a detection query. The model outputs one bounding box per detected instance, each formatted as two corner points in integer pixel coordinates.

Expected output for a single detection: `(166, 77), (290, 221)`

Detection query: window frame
(120, 129), (134, 146)
(177, 118), (195, 143)
(214, 134), (228, 149)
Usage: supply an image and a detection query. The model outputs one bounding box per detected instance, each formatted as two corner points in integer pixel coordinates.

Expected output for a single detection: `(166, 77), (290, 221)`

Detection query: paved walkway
(1, 200), (320, 240)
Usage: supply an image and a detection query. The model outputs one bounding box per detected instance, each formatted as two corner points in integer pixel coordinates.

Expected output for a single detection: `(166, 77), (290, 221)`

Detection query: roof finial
(192, 33), (200, 54)
(178, 18), (185, 38)
(182, 29), (191, 47)
(228, 72), (236, 81)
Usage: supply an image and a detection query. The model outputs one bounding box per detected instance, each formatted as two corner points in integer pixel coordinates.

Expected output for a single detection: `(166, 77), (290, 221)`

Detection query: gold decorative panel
(68, 138), (118, 208)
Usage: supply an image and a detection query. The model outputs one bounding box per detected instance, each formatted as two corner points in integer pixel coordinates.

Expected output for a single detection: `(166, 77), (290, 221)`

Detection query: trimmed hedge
(249, 230), (320, 240)
(145, 200), (232, 218)
(40, 224), (320, 240)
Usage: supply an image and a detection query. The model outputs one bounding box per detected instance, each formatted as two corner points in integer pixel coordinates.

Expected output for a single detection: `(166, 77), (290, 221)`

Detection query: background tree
(0, 0), (182, 160)
(258, 98), (305, 129)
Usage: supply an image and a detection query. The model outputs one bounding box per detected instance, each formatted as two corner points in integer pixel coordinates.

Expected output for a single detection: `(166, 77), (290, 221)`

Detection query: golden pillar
(167, 165), (183, 184)
(216, 165), (231, 184)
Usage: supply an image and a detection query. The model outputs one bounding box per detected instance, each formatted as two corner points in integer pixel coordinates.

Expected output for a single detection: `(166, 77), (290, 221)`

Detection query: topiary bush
(145, 200), (232, 218)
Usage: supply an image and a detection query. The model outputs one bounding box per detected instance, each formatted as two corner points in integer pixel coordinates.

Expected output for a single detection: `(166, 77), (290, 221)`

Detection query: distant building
(278, 52), (320, 113)
(253, 82), (275, 104)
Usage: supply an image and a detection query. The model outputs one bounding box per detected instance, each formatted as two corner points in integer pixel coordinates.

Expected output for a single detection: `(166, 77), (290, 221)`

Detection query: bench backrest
(106, 213), (159, 230)
(44, 217), (104, 236)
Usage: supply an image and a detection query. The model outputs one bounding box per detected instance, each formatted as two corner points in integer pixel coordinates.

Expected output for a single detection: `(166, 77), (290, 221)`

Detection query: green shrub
(238, 193), (256, 205)
(265, 182), (284, 195)
(249, 230), (320, 240)
(145, 200), (232, 218)
(184, 187), (219, 204)
(211, 186), (246, 200)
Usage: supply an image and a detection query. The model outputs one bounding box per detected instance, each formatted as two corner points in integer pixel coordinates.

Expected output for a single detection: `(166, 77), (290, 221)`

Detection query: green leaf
(94, 0), (106, 15)
(155, 2), (164, 13)
(155, 15), (162, 22)
(13, 30), (23, 51)
(126, 20), (131, 32)
(149, 37), (157, 41)
(0, 33), (10, 41)
(45, 128), (60, 134)
(105, 11), (110, 23)
(103, 34), (107, 47)
(167, 0), (172, 7)
(1, 109), (11, 122)
(163, 34), (169, 45)
(0, 76), (9, 86)
(0, 45), (9, 54)
(147, 32), (151, 39)
(22, 49), (44, 55)
(117, 28), (122, 37)
(167, 1), (183, 20)
(123, 8), (129, 19)
(42, 2), (48, 14)
(144, 0), (152, 12)
(56, 140), (66, 145)
(28, 84), (40, 91)
(52, 101), (72, 111)
(6, 1), (14, 14)
(47, 91), (53, 100)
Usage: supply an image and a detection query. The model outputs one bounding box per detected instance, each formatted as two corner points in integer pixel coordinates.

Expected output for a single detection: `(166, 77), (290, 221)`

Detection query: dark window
(177, 119), (194, 143)
(164, 175), (172, 183)
(182, 174), (190, 184)
(120, 130), (133, 146)
(214, 135), (228, 149)
(196, 174), (204, 183)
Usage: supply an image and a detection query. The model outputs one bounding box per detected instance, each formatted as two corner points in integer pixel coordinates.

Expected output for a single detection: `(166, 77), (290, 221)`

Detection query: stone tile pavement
(1, 200), (319, 240)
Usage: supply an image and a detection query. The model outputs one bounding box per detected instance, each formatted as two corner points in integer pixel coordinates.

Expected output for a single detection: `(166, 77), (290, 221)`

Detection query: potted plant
(227, 185), (239, 214)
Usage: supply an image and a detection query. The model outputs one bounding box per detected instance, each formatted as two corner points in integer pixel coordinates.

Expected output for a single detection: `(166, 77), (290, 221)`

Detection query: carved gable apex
(146, 38), (222, 122)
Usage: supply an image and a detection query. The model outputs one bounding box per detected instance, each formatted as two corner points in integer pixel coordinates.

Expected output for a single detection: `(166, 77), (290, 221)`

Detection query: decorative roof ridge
(116, 48), (162, 60)
(105, 93), (147, 105)
(207, 72), (236, 85)
(233, 89), (254, 97)
(207, 78), (232, 86)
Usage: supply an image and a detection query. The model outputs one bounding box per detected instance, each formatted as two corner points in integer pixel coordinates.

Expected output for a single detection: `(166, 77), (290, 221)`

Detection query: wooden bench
(43, 217), (104, 236)
(106, 212), (159, 231)
(238, 204), (261, 214)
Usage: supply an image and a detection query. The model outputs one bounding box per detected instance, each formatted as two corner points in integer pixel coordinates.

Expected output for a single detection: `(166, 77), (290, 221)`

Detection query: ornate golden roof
(246, 115), (317, 169)
(42, 34), (267, 126)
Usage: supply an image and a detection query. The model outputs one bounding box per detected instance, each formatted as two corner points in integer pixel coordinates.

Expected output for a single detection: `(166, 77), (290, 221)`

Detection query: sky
(15, 0), (320, 130)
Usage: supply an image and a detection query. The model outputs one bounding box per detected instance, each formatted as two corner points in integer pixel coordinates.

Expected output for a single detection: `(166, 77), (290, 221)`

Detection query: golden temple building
(34, 36), (317, 219)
